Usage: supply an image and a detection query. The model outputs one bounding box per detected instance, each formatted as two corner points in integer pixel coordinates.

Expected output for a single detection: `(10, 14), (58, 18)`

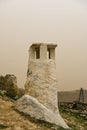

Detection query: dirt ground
(0, 98), (52, 130)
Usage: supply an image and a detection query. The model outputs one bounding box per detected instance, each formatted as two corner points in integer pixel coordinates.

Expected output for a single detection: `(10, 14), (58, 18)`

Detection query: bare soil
(0, 98), (53, 130)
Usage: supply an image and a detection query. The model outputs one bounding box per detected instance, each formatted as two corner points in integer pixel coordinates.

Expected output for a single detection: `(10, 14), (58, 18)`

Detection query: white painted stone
(23, 43), (69, 129)
(15, 95), (69, 129)
(25, 43), (58, 112)
(25, 59), (58, 112)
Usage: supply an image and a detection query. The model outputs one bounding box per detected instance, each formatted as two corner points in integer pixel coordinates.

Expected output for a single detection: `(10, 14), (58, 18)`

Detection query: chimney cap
(31, 43), (57, 48)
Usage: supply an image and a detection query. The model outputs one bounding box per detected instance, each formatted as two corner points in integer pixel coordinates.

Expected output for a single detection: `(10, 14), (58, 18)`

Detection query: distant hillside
(58, 89), (87, 104)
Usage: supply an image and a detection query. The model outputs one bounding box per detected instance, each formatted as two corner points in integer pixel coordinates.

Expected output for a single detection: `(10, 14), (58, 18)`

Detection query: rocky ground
(0, 97), (54, 130)
(1, 96), (87, 130)
(59, 106), (87, 130)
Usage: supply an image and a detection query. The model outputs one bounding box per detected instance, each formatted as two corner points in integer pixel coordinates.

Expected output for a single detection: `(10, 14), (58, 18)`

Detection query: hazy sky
(0, 0), (87, 91)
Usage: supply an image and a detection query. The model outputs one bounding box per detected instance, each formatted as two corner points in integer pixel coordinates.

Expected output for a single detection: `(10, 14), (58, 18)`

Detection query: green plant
(5, 80), (18, 99)
(0, 124), (9, 129)
(57, 127), (68, 130)
(0, 92), (4, 97)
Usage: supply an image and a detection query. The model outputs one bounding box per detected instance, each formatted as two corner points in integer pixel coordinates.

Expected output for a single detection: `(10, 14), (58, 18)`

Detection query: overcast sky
(0, 0), (87, 91)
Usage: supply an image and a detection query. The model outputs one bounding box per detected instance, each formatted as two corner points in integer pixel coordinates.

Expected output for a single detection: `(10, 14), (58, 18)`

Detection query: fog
(0, 0), (87, 91)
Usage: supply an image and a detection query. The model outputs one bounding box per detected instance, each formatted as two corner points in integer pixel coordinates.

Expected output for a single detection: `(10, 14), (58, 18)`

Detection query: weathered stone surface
(0, 74), (17, 90)
(0, 74), (19, 99)
(5, 74), (17, 86)
(15, 95), (69, 129)
(25, 60), (58, 112)
(24, 43), (69, 129)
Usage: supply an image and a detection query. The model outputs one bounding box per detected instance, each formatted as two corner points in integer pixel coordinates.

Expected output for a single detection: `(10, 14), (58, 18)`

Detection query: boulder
(15, 95), (70, 129)
(0, 74), (19, 99)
